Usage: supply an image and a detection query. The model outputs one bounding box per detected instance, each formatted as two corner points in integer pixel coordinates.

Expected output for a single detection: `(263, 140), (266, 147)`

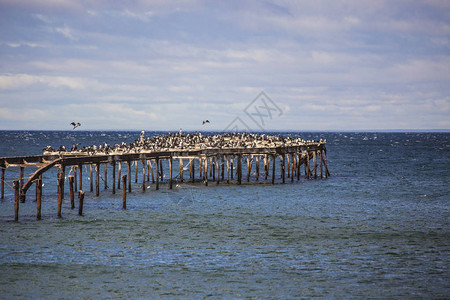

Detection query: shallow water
(0, 131), (449, 298)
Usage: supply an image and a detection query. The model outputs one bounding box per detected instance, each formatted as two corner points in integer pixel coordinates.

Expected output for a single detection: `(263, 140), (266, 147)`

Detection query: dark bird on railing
(71, 122), (81, 129)
(202, 120), (210, 125)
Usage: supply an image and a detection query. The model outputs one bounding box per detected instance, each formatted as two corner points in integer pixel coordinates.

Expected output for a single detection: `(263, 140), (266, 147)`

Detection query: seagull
(71, 122), (81, 129)
(202, 120), (210, 125)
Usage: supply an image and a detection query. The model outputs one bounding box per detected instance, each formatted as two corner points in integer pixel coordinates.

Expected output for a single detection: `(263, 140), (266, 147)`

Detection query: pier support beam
(95, 163), (100, 196)
(14, 180), (19, 222)
(57, 173), (63, 218)
(169, 158), (173, 189)
(78, 191), (85, 216)
(78, 164), (83, 192)
(179, 158), (184, 183)
(237, 154), (242, 185)
(122, 175), (127, 209)
(127, 161), (132, 192)
(142, 160), (146, 192)
(272, 155), (276, 184)
(36, 178), (42, 220)
(117, 162), (121, 189)
(155, 158), (159, 190)
(69, 176), (75, 209)
(90, 164), (93, 192)
(1, 167), (4, 200)
(112, 161), (116, 194)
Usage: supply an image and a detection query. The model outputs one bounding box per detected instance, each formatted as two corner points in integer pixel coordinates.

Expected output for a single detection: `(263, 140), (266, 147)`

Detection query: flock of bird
(42, 131), (325, 156)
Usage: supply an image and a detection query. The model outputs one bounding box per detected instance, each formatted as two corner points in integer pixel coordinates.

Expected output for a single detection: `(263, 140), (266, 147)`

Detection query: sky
(0, 0), (449, 131)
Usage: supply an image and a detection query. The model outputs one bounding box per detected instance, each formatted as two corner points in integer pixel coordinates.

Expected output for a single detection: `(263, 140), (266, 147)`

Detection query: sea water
(0, 131), (448, 298)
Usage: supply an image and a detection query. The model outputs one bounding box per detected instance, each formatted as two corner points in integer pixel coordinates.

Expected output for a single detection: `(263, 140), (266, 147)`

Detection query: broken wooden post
(78, 190), (85, 216)
(324, 149), (330, 177)
(122, 175), (127, 209)
(69, 175), (75, 209)
(36, 178), (42, 220)
(14, 180), (19, 222)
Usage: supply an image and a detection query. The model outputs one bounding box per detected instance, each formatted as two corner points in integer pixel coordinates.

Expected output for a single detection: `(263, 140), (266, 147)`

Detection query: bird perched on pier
(202, 120), (210, 125)
(70, 122), (81, 129)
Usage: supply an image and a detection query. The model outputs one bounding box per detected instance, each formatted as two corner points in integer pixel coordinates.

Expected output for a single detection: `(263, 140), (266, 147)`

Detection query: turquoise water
(0, 131), (449, 298)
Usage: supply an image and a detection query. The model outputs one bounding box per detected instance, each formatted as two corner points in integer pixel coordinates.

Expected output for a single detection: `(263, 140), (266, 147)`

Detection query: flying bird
(71, 122), (81, 129)
(202, 120), (210, 125)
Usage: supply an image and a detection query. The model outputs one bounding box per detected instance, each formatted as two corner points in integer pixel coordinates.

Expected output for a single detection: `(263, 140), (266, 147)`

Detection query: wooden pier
(0, 133), (329, 221)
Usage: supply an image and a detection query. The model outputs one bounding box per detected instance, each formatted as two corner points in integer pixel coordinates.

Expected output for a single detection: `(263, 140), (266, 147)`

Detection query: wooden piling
(272, 155), (276, 184)
(230, 156), (234, 180)
(127, 161), (131, 192)
(226, 155), (230, 183)
(288, 153), (295, 182)
(281, 154), (286, 184)
(74, 166), (78, 192)
(78, 190), (85, 216)
(104, 163), (108, 189)
(146, 160), (150, 182)
(155, 158), (159, 190)
(319, 150), (323, 178)
(69, 176), (75, 209)
(265, 155), (269, 180)
(90, 164), (93, 192)
(212, 157), (215, 181)
(216, 157), (220, 185)
(78, 164), (83, 192)
(149, 160), (155, 183)
(191, 158), (195, 182)
(246, 155), (251, 182)
(159, 159), (163, 181)
(237, 154), (242, 185)
(256, 156), (260, 181)
(112, 161), (116, 194)
(179, 158), (183, 182)
(135, 160), (138, 183)
(313, 150), (318, 179)
(57, 173), (63, 218)
(204, 156), (208, 186)
(169, 158), (173, 189)
(95, 163), (100, 196)
(323, 149), (330, 177)
(297, 153), (301, 181)
(142, 160), (146, 192)
(36, 178), (42, 220)
(287, 154), (290, 178)
(221, 156), (225, 180)
(14, 180), (19, 222)
(117, 162), (121, 189)
(61, 165), (65, 200)
(1, 167), (5, 199)
(122, 175), (127, 209)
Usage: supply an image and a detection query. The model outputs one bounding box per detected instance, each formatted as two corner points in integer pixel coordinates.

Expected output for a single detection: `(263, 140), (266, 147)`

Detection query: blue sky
(0, 0), (449, 131)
